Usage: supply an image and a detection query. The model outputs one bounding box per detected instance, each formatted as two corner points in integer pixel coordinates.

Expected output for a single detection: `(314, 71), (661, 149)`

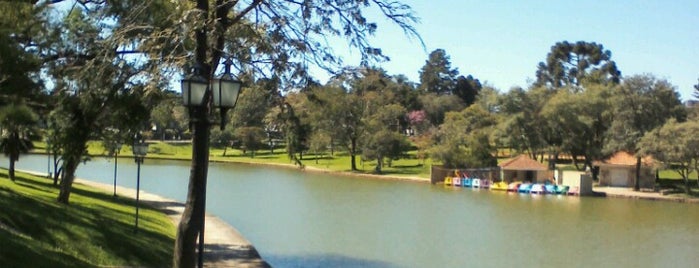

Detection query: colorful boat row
(444, 177), (578, 195)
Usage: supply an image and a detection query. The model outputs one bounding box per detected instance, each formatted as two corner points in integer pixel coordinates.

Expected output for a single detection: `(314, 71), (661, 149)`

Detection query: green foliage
(150, 93), (188, 141)
(229, 83), (272, 130)
(0, 1), (45, 101)
(0, 170), (175, 266)
(0, 104), (38, 180)
(362, 130), (411, 173)
(639, 119), (699, 194)
(419, 93), (464, 126)
(606, 74), (686, 154)
(453, 75), (482, 106)
(541, 83), (613, 169)
(419, 49), (458, 94)
(497, 86), (551, 159)
(535, 41), (621, 89)
(233, 126), (265, 158)
(430, 105), (498, 168)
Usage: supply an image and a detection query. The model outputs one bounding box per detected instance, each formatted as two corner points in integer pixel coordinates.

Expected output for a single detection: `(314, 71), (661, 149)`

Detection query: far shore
(28, 152), (698, 203)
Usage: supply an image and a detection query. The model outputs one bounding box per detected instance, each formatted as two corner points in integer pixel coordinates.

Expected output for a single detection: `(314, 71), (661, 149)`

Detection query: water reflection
(266, 253), (401, 268)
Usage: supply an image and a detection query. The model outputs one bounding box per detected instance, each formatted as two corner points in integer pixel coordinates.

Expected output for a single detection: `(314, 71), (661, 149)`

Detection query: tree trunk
(173, 112), (210, 268)
(375, 156), (383, 174)
(634, 156), (641, 191)
(174, 1), (211, 263)
(57, 157), (80, 204)
(350, 138), (358, 171)
(547, 152), (557, 170)
(53, 166), (62, 186)
(9, 158), (16, 181)
(572, 154), (583, 170)
(52, 155), (61, 185)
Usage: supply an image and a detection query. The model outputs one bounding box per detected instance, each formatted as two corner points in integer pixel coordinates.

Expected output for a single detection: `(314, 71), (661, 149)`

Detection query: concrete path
(75, 179), (271, 267)
(593, 186), (699, 203)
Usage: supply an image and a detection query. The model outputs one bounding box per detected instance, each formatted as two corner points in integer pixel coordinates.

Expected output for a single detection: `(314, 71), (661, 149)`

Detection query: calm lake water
(4, 154), (699, 267)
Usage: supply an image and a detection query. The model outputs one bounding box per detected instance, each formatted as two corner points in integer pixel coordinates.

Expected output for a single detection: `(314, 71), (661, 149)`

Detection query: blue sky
(320, 0), (699, 100)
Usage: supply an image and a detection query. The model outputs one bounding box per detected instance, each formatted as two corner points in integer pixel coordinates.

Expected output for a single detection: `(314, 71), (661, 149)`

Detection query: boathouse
(594, 151), (656, 189)
(498, 154), (551, 183)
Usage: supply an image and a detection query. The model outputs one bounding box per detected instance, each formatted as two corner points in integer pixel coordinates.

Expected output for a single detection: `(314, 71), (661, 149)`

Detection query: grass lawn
(36, 140), (434, 180)
(0, 170), (176, 267)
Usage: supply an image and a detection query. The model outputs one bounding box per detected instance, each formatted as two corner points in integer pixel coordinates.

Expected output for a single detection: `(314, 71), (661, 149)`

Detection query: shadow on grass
(0, 228), (94, 268)
(0, 173), (174, 266)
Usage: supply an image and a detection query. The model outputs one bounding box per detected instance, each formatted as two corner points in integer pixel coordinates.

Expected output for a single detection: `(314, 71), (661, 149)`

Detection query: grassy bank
(34, 140), (699, 184)
(36, 141), (435, 179)
(0, 170), (176, 267)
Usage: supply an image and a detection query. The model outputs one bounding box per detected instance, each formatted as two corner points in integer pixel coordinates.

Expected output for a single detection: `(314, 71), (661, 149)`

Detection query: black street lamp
(113, 142), (123, 197)
(45, 137), (51, 178)
(180, 58), (241, 268)
(132, 137), (148, 233)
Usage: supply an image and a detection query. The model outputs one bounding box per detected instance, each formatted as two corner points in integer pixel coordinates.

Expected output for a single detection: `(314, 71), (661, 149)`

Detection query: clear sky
(319, 0), (699, 101)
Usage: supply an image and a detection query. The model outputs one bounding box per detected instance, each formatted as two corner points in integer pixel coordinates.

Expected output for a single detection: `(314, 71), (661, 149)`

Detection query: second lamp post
(132, 137), (148, 233)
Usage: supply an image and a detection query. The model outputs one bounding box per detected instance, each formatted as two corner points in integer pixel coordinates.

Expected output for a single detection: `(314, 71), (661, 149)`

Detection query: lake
(4, 154), (698, 267)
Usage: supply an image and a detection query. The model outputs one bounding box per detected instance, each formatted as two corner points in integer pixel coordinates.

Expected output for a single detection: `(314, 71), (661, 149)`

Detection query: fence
(430, 165), (501, 184)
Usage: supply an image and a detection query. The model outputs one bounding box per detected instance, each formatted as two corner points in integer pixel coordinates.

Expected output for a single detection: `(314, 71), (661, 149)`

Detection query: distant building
(498, 154), (551, 183)
(593, 151), (655, 189)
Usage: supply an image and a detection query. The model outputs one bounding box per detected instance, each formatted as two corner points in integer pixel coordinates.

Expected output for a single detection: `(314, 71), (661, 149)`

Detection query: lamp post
(113, 142), (122, 197)
(45, 137), (51, 178)
(132, 137), (148, 233)
(180, 58), (241, 268)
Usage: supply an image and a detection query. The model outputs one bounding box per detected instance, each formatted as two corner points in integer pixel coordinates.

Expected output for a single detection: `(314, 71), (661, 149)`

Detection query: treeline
(151, 43), (699, 194)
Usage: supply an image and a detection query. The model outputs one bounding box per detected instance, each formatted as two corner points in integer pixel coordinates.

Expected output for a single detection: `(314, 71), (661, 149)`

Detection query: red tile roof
(498, 154), (548, 171)
(595, 151), (654, 166)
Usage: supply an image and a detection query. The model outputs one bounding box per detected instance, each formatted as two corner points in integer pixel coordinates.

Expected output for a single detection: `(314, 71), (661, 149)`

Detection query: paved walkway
(75, 179), (271, 267)
(593, 186), (699, 203)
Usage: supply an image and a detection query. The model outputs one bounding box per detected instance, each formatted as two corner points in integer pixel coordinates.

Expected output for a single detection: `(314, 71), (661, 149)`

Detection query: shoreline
(76, 178), (272, 267)
(29, 152), (698, 204)
(16, 169), (270, 268)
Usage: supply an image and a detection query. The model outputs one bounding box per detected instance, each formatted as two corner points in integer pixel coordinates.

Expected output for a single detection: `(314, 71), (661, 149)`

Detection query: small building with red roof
(498, 154), (552, 183)
(593, 151), (656, 188)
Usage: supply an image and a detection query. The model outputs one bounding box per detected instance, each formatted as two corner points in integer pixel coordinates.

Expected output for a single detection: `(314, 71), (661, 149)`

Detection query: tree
(694, 78), (699, 99)
(209, 127), (234, 156)
(233, 126), (265, 158)
(42, 0), (420, 265)
(639, 119), (699, 194)
(0, 104), (38, 181)
(310, 83), (365, 171)
(535, 41), (621, 89)
(419, 49), (458, 94)
(0, 1), (45, 103)
(150, 93), (187, 140)
(362, 129), (411, 173)
(362, 102), (409, 173)
(229, 81), (272, 130)
(322, 68), (398, 171)
(497, 86), (551, 161)
(473, 85), (500, 114)
(308, 131), (332, 164)
(419, 93), (464, 126)
(430, 105), (498, 168)
(541, 83), (614, 170)
(44, 7), (152, 204)
(606, 74), (686, 191)
(452, 75), (481, 106)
